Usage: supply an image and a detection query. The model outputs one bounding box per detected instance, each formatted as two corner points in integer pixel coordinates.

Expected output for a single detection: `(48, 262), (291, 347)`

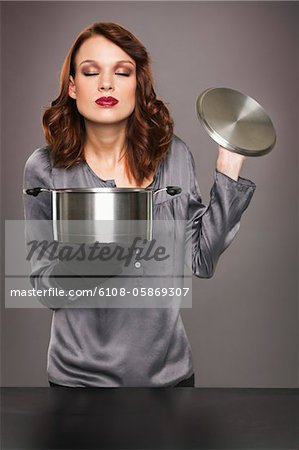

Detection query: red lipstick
(95, 96), (119, 107)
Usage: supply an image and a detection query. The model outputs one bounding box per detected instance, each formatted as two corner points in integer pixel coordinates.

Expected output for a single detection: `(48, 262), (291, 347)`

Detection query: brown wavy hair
(42, 22), (174, 185)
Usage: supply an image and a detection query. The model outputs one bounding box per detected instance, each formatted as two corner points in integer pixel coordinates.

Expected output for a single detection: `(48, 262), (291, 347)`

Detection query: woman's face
(69, 35), (137, 126)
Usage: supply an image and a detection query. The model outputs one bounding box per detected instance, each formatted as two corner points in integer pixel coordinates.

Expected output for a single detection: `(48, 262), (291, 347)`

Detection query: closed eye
(82, 72), (131, 77)
(83, 73), (99, 77)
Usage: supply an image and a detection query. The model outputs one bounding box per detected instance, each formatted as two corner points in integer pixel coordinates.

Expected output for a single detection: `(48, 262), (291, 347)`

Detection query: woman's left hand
(216, 145), (246, 181)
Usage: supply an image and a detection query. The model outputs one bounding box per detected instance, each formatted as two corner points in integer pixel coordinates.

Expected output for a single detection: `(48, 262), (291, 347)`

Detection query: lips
(95, 96), (119, 107)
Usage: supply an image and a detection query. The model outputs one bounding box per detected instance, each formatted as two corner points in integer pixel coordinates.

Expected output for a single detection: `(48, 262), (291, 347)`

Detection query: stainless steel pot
(24, 186), (182, 243)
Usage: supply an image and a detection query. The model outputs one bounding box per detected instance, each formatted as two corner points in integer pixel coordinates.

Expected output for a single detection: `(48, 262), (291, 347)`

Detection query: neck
(84, 120), (127, 166)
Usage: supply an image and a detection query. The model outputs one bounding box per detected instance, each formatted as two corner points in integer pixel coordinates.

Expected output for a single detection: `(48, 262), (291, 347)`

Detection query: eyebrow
(78, 59), (135, 67)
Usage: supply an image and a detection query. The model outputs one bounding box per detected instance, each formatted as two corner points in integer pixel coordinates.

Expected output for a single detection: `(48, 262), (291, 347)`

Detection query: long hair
(42, 22), (174, 185)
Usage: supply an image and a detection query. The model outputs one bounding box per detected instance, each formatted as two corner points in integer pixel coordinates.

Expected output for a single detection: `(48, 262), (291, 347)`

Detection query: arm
(23, 148), (85, 309)
(216, 145), (246, 181)
(186, 146), (256, 278)
(23, 148), (121, 310)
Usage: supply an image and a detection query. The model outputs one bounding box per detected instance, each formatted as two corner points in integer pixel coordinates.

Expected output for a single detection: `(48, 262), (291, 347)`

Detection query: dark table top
(1, 387), (298, 449)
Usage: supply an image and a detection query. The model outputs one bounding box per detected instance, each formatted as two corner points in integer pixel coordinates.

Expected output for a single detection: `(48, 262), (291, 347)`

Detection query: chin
(84, 113), (133, 126)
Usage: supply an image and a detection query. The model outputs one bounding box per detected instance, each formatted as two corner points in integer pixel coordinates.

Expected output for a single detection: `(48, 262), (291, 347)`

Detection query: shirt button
(135, 248), (141, 255)
(134, 261), (141, 269)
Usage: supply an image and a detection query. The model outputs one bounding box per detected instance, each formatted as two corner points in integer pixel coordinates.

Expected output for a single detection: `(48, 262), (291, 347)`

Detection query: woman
(23, 22), (256, 388)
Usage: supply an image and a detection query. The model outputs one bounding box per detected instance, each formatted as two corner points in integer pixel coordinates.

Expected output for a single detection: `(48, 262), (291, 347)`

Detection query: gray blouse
(23, 135), (256, 387)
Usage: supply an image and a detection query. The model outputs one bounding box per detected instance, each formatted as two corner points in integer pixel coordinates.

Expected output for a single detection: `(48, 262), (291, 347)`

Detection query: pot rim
(23, 185), (182, 197)
(50, 187), (154, 193)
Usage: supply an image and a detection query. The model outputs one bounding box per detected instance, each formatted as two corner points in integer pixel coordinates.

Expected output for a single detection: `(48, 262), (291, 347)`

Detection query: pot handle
(23, 187), (51, 197)
(153, 186), (182, 196)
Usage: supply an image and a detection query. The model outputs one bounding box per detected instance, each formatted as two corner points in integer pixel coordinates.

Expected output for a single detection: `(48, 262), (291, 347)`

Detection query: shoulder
(167, 134), (195, 166)
(164, 134), (195, 172)
(157, 134), (200, 196)
(23, 146), (54, 188)
(169, 134), (190, 156)
(24, 146), (52, 172)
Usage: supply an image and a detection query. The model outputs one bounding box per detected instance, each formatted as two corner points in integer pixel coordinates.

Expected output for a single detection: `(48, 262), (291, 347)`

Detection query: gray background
(1, 1), (298, 387)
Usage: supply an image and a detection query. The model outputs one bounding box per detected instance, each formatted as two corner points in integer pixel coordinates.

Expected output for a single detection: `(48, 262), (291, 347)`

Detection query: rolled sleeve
(187, 152), (256, 278)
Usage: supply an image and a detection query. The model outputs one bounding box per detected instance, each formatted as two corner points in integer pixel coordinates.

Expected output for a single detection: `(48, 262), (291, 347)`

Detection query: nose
(97, 72), (114, 92)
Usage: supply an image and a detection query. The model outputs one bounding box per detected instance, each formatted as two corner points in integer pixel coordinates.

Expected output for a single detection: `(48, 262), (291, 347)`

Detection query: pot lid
(196, 87), (276, 156)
